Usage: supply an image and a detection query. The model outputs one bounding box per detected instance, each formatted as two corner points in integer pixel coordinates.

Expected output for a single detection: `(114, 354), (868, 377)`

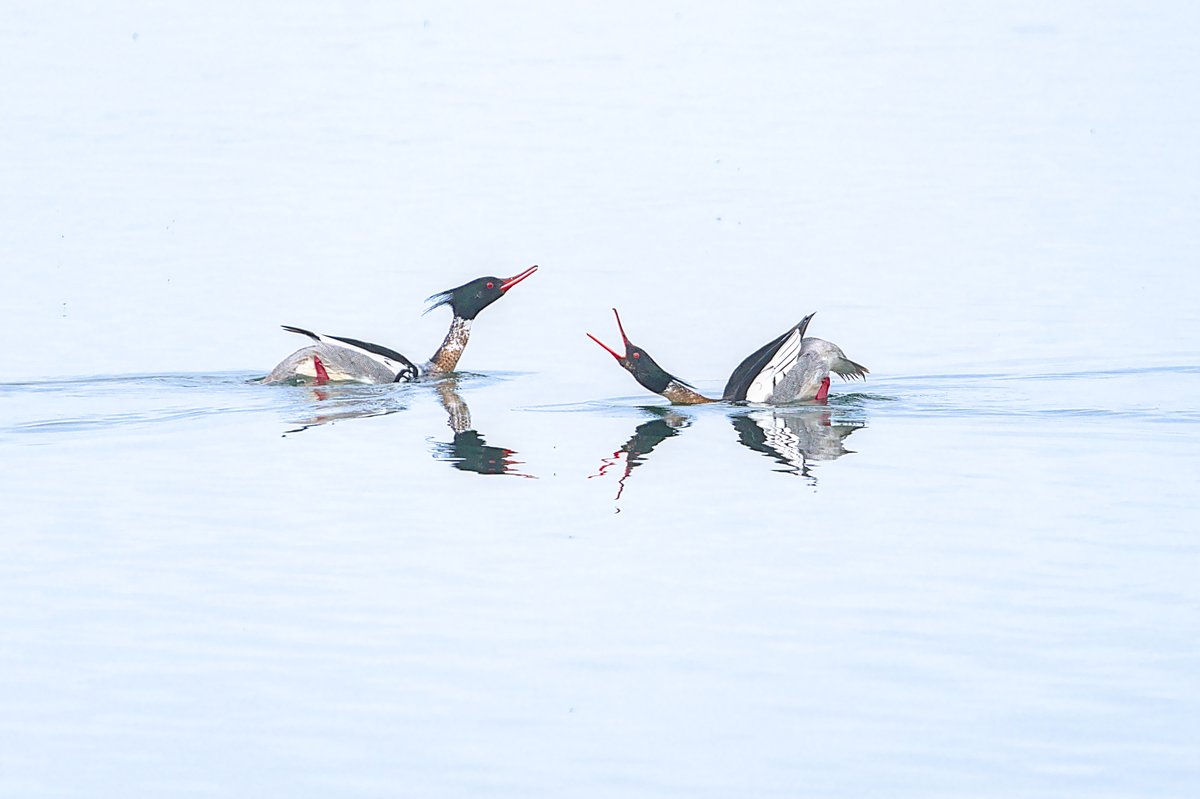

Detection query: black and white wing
(721, 313), (815, 402)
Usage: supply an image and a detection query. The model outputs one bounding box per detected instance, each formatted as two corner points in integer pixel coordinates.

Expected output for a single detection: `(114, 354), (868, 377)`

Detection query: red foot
(312, 355), (330, 385)
(814, 376), (831, 402)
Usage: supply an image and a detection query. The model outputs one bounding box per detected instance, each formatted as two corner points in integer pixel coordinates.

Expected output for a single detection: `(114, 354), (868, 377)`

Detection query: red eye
(632, 352), (640, 359)
(486, 282), (494, 289)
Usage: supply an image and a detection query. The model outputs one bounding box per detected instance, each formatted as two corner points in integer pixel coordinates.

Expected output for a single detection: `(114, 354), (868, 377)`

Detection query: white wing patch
(744, 328), (802, 403)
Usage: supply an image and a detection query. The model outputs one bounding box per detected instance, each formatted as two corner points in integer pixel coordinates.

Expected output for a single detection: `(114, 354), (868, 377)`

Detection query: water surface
(4, 364), (1197, 796)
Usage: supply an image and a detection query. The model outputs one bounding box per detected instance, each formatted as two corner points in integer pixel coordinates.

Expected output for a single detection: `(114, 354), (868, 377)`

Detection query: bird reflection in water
(282, 380), (531, 477)
(731, 408), (864, 482)
(592, 404), (865, 497)
(590, 407), (693, 499)
(282, 385), (407, 435)
(429, 379), (533, 477)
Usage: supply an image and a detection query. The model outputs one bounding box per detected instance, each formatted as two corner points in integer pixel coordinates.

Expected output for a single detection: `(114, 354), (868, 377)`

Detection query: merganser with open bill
(587, 308), (867, 404)
(262, 265), (538, 384)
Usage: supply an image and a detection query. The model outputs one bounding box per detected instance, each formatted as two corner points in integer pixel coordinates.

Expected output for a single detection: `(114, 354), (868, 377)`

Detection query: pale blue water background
(3, 2), (1199, 797)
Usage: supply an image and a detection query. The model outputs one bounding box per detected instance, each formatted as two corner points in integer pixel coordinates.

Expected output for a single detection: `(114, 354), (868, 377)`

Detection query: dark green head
(425, 265), (538, 320)
(587, 308), (679, 395)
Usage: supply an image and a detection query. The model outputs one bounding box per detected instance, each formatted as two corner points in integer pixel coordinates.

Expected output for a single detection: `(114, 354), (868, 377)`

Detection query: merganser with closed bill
(587, 308), (867, 404)
(262, 265), (538, 384)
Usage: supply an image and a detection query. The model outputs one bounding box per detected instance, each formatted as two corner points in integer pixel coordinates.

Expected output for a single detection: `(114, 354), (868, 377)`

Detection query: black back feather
(326, 335), (418, 371)
(281, 324), (320, 340)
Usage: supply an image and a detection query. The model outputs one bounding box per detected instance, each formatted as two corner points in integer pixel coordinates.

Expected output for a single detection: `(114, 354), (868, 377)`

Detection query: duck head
(425, 265), (538, 320)
(587, 308), (679, 395)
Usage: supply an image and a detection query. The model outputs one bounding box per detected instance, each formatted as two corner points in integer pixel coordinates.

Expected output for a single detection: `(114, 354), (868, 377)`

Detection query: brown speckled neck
(426, 317), (473, 375)
(662, 380), (717, 405)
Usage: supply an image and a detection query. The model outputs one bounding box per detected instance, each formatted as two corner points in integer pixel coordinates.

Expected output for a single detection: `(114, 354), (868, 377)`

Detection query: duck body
(589, 309), (867, 405)
(722, 313), (868, 403)
(262, 266), (537, 385)
(262, 329), (419, 384)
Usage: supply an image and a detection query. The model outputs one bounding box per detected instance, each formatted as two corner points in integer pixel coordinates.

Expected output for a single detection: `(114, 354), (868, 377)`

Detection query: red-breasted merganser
(262, 266), (538, 384)
(587, 308), (867, 404)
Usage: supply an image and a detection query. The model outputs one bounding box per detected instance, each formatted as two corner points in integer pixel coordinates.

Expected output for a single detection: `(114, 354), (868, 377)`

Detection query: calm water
(4, 2), (1199, 797)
